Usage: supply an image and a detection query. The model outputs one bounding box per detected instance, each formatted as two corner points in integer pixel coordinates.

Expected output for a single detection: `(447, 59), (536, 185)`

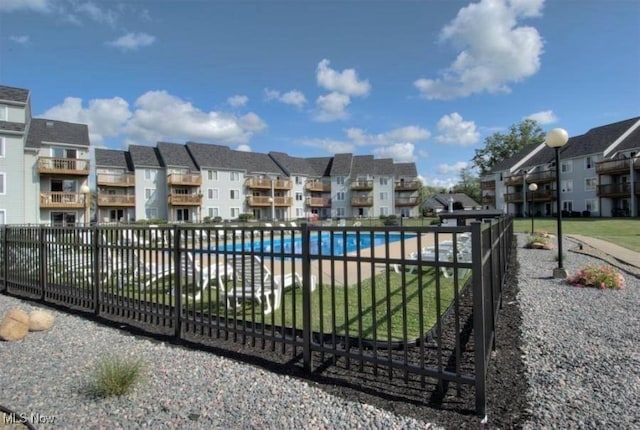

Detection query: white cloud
(297, 138), (356, 154)
(525, 110), (557, 125)
(313, 92), (351, 122)
(346, 125), (431, 146)
(316, 59), (371, 97)
(41, 96), (131, 146)
(0, 0), (49, 12)
(264, 89), (307, 108)
(41, 90), (266, 147)
(436, 161), (469, 175)
(435, 113), (480, 146)
(372, 143), (417, 163)
(236, 144), (252, 152)
(414, 0), (544, 100)
(107, 32), (155, 51)
(77, 2), (117, 27)
(9, 35), (30, 45)
(227, 95), (249, 107)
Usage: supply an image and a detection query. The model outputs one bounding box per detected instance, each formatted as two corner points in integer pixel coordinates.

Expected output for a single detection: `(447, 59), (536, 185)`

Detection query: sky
(1, 0), (639, 188)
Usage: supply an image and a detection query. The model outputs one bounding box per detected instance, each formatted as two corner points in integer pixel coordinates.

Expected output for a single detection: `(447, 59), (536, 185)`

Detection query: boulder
(29, 310), (55, 332)
(0, 308), (30, 341)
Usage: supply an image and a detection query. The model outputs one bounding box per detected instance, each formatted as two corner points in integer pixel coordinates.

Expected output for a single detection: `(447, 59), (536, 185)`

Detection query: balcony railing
(482, 194), (495, 205)
(305, 197), (331, 207)
(480, 180), (496, 190)
(351, 196), (373, 206)
(504, 192), (524, 203)
(395, 197), (418, 207)
(529, 190), (556, 202)
(97, 194), (135, 207)
(526, 170), (556, 184)
(394, 180), (420, 191)
(38, 157), (90, 175)
(246, 195), (292, 207)
(304, 181), (331, 192)
(40, 192), (85, 208)
(350, 180), (374, 191)
(597, 183), (631, 198)
(245, 178), (293, 190)
(504, 173), (525, 186)
(167, 193), (203, 206)
(596, 159), (632, 175)
(97, 173), (135, 187)
(167, 173), (202, 186)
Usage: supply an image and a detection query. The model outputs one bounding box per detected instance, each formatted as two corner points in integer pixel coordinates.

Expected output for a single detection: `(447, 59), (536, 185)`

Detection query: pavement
(566, 234), (640, 274)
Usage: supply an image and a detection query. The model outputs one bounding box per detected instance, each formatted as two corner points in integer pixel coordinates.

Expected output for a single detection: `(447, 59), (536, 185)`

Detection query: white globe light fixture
(80, 184), (91, 225)
(546, 128), (569, 278)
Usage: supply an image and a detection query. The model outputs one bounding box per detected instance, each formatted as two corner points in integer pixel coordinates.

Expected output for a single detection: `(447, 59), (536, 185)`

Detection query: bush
(382, 214), (399, 226)
(525, 233), (553, 249)
(566, 265), (625, 290)
(429, 219), (441, 226)
(238, 213), (254, 222)
(88, 356), (144, 397)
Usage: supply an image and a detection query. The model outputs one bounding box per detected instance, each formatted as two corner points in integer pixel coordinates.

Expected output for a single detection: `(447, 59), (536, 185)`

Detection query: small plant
(525, 233), (552, 250)
(566, 265), (625, 290)
(89, 356), (144, 397)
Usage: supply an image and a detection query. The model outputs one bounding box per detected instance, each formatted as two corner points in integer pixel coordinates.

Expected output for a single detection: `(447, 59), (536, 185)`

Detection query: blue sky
(1, 0), (638, 188)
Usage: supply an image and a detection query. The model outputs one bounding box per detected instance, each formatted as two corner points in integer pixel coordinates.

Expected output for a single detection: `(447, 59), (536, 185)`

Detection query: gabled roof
(488, 144), (539, 173)
(374, 158), (395, 175)
(613, 124), (640, 153)
(95, 148), (133, 171)
(305, 157), (333, 177)
(560, 116), (640, 159)
(0, 121), (25, 133)
(394, 162), (418, 178)
(25, 118), (90, 149)
(351, 155), (374, 176)
(0, 85), (29, 104)
(423, 193), (480, 210)
(157, 141), (199, 172)
(330, 153), (352, 176)
(129, 145), (163, 168)
(185, 142), (285, 175)
(269, 152), (317, 176)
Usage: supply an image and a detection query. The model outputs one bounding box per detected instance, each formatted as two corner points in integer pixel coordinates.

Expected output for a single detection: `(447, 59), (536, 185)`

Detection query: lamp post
(528, 183), (538, 234)
(546, 128), (569, 278)
(80, 184), (91, 225)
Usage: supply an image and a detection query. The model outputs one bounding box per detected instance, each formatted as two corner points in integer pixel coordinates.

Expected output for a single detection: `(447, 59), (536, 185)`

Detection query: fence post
(301, 222), (312, 372)
(173, 224), (182, 340)
(39, 225), (46, 301)
(471, 221), (487, 418)
(92, 226), (100, 316)
(0, 225), (6, 292)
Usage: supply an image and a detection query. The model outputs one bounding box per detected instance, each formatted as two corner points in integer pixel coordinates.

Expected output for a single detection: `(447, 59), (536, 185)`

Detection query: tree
(472, 119), (545, 175)
(451, 166), (481, 204)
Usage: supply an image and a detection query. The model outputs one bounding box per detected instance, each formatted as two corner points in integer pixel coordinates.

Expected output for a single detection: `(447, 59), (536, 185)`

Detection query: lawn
(513, 218), (640, 252)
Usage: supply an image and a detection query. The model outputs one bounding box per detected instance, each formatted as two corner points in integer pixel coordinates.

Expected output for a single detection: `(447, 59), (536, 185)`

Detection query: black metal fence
(0, 216), (513, 416)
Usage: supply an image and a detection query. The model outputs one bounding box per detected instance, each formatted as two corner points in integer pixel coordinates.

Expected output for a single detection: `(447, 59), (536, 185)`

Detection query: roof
(423, 193), (480, 210)
(269, 152), (318, 176)
(330, 153), (353, 176)
(374, 158), (395, 175)
(186, 141), (285, 175)
(0, 121), (26, 133)
(489, 144), (540, 173)
(95, 148), (133, 171)
(394, 162), (417, 178)
(157, 141), (199, 172)
(25, 118), (90, 149)
(607, 120), (640, 154)
(560, 116), (640, 159)
(0, 85), (29, 104)
(351, 155), (374, 176)
(128, 145), (163, 168)
(305, 157), (333, 177)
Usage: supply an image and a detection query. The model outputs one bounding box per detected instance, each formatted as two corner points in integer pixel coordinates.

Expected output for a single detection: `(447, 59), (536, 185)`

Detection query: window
(379, 177), (388, 186)
(144, 188), (153, 200)
(561, 180), (573, 193)
(336, 191), (345, 201)
(0, 173), (4, 194)
(585, 177), (597, 191)
(208, 189), (219, 200)
(585, 156), (593, 169)
(560, 160), (572, 173)
(145, 169), (156, 181)
(336, 207), (345, 217)
(0, 105), (7, 121)
(208, 207), (219, 218)
(230, 208), (240, 218)
(379, 207), (389, 216)
(208, 170), (218, 180)
(295, 192), (303, 201)
(145, 208), (157, 219)
(295, 176), (303, 185)
(0, 137), (5, 157)
(336, 176), (345, 185)
(296, 208), (304, 217)
(230, 172), (240, 181)
(379, 192), (388, 201)
(585, 199), (598, 212)
(562, 201), (573, 212)
(230, 189), (240, 200)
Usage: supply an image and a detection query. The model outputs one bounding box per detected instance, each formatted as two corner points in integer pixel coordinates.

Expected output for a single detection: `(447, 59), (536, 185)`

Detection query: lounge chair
(182, 251), (234, 301)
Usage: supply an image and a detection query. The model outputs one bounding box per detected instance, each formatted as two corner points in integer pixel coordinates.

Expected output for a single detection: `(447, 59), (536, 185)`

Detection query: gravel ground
(1, 234), (639, 429)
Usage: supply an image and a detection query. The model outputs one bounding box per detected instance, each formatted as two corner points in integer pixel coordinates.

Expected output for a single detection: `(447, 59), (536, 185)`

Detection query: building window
(208, 207), (219, 218)
(336, 207), (345, 217)
(0, 105), (7, 121)
(585, 156), (593, 169)
(585, 199), (598, 212)
(336, 176), (345, 185)
(295, 192), (303, 201)
(230, 172), (240, 181)
(145, 208), (157, 219)
(379, 207), (389, 216)
(585, 177), (597, 191)
(295, 176), (303, 185)
(144, 188), (153, 200)
(0, 173), (5, 194)
(561, 180), (573, 193)
(296, 208), (304, 217)
(144, 169), (156, 180)
(0, 137), (5, 157)
(230, 189), (240, 200)
(336, 191), (345, 201)
(379, 192), (388, 201)
(208, 189), (219, 200)
(230, 208), (240, 218)
(560, 160), (572, 173)
(379, 177), (388, 186)
(562, 201), (573, 212)
(208, 170), (218, 180)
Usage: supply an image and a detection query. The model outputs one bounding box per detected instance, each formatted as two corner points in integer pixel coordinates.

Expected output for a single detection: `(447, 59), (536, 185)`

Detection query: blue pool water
(213, 232), (413, 257)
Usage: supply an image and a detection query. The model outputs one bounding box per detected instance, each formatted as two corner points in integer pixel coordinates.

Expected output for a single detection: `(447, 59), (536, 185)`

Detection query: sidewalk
(566, 234), (640, 270)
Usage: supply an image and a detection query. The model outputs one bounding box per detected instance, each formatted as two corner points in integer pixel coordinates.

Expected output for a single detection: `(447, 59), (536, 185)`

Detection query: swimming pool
(213, 231), (414, 257)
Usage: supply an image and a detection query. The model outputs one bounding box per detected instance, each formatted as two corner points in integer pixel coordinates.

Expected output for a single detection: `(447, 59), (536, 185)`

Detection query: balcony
(504, 192), (524, 203)
(394, 180), (420, 191)
(596, 159), (632, 175)
(351, 196), (373, 206)
(245, 177), (293, 190)
(306, 197), (331, 207)
(305, 181), (331, 192)
(246, 195), (292, 207)
(350, 180), (374, 191)
(529, 190), (556, 202)
(167, 173), (202, 186)
(504, 173), (525, 186)
(167, 193), (203, 206)
(482, 194), (495, 205)
(97, 173), (135, 187)
(38, 157), (90, 176)
(480, 180), (496, 190)
(395, 197), (418, 207)
(40, 192), (85, 209)
(525, 170), (556, 184)
(597, 183), (631, 198)
(97, 194), (135, 207)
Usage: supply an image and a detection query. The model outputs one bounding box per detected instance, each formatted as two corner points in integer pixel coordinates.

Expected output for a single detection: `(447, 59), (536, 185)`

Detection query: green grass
(514, 218), (640, 252)
(87, 356), (144, 397)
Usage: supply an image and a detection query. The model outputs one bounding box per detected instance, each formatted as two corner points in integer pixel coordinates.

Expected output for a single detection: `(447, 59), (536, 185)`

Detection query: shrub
(238, 213), (254, 222)
(382, 214), (399, 226)
(429, 219), (441, 226)
(525, 233), (553, 250)
(88, 356), (144, 397)
(567, 265), (625, 290)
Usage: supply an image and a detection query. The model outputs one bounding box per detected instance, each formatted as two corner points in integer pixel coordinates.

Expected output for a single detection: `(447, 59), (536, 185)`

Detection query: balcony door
(51, 212), (76, 226)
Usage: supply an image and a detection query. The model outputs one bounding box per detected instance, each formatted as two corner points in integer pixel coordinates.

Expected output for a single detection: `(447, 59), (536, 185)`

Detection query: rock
(29, 310), (55, 331)
(0, 308), (30, 341)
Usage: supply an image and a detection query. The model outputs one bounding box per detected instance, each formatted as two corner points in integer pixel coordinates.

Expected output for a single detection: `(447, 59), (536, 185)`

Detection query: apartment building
(0, 85), (90, 225)
(95, 148), (135, 223)
(481, 116), (640, 218)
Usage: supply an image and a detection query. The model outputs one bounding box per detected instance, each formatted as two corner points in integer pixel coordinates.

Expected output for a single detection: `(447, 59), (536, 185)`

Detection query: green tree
(472, 119), (545, 175)
(451, 167), (481, 204)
